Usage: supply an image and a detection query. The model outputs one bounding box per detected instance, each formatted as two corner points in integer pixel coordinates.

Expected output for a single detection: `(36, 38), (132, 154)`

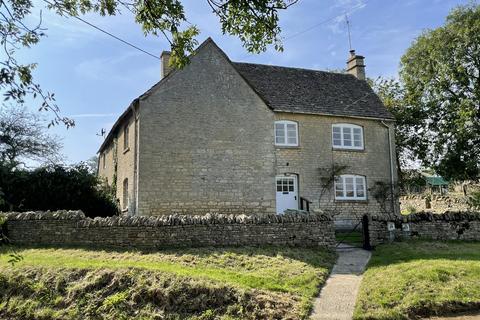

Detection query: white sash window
(275, 121), (298, 146)
(335, 175), (367, 200)
(332, 124), (364, 150)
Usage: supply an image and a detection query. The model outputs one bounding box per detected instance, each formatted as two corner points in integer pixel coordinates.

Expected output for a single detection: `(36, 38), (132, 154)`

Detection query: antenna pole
(345, 14), (352, 50)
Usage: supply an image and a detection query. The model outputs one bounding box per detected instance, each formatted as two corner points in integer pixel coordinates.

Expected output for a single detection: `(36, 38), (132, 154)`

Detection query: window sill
(275, 145), (301, 149)
(334, 199), (369, 203)
(123, 147), (130, 154)
(332, 147), (365, 152)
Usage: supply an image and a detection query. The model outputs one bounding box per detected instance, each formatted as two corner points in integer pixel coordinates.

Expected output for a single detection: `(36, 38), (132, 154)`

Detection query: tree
(0, 104), (62, 169)
(84, 155), (99, 174)
(1, 0), (298, 126)
(371, 77), (423, 180)
(400, 3), (480, 181)
(0, 163), (119, 217)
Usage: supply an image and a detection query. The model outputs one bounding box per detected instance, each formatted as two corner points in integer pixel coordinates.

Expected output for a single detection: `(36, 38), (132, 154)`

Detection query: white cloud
(327, 0), (367, 34)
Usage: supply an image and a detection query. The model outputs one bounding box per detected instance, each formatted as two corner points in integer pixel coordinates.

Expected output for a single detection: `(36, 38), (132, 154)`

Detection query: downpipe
(381, 121), (397, 217)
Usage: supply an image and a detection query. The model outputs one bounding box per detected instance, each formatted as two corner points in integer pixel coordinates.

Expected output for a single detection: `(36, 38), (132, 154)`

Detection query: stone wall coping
(400, 194), (467, 202)
(1, 210), (86, 221)
(1, 210), (333, 226)
(370, 211), (480, 222)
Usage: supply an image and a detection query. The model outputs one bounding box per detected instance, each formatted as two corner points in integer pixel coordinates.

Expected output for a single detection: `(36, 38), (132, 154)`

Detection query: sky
(13, 0), (473, 164)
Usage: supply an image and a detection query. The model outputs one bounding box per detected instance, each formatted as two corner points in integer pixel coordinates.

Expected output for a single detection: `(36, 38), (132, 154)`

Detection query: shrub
(401, 205), (417, 215)
(468, 191), (480, 209)
(0, 164), (118, 217)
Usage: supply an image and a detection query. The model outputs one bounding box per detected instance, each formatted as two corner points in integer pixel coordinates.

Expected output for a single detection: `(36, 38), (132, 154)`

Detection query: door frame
(275, 174), (299, 214)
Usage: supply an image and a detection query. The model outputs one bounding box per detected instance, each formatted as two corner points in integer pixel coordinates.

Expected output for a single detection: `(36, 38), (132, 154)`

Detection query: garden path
(310, 244), (371, 320)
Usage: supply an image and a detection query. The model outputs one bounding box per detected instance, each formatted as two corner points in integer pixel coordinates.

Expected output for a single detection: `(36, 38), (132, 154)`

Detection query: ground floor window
(334, 175), (366, 200)
(122, 178), (129, 209)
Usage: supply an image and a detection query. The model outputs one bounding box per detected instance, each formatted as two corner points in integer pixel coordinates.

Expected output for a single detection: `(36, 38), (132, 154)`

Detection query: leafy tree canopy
(0, 0), (298, 126)
(399, 3), (480, 180)
(0, 104), (62, 170)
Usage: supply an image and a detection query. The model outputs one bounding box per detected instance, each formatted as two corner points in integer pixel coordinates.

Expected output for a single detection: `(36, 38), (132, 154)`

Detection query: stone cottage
(97, 38), (399, 225)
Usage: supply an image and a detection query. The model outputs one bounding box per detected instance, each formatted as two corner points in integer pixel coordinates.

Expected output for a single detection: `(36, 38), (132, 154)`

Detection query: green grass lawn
(354, 241), (480, 320)
(335, 231), (364, 247)
(0, 245), (335, 320)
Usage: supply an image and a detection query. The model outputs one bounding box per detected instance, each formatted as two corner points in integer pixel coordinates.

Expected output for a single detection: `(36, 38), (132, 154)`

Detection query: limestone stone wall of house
(116, 114), (136, 212)
(137, 41), (276, 216)
(274, 113), (398, 228)
(3, 210), (336, 248)
(98, 143), (115, 185)
(368, 211), (480, 246)
(97, 112), (136, 213)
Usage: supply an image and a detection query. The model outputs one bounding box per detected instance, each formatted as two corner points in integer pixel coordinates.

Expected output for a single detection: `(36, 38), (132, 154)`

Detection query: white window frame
(332, 123), (364, 150)
(274, 120), (299, 147)
(334, 175), (367, 200)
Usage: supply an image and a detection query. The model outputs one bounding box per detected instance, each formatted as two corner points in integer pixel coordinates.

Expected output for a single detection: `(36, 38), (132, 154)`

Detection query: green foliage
(0, 246), (336, 319)
(0, 163), (118, 217)
(354, 241), (480, 319)
(400, 204), (417, 216)
(209, 0), (298, 53)
(101, 291), (129, 310)
(0, 214), (23, 266)
(368, 181), (398, 216)
(371, 78), (420, 179)
(1, 0), (297, 125)
(0, 214), (6, 245)
(468, 190), (480, 209)
(400, 169), (427, 192)
(399, 3), (480, 181)
(318, 164), (348, 200)
(0, 104), (63, 169)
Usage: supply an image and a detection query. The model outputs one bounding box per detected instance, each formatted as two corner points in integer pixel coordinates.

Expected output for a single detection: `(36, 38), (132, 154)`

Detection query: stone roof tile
(232, 62), (393, 120)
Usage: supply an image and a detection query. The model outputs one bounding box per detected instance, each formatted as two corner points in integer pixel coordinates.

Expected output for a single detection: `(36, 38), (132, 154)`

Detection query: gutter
(274, 110), (394, 122)
(381, 120), (397, 216)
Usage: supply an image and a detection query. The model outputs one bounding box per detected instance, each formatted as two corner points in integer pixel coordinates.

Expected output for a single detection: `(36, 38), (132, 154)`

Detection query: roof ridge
(232, 61), (355, 78)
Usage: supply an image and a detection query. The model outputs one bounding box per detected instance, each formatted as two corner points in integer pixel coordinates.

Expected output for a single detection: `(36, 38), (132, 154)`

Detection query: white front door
(276, 175), (298, 214)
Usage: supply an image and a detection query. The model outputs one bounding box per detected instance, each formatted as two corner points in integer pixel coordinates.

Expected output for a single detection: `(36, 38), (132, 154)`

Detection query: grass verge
(0, 245), (335, 319)
(354, 241), (480, 320)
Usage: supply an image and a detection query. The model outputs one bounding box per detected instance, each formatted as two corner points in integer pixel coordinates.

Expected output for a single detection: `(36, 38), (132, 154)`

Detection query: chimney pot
(346, 50), (366, 81)
(161, 51), (173, 79)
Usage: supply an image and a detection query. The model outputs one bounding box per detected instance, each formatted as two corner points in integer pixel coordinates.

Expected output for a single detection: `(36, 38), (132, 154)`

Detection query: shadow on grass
(367, 240), (480, 268)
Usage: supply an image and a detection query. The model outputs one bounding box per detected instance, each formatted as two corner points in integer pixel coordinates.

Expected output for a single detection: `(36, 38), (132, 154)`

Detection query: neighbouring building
(97, 38), (399, 226)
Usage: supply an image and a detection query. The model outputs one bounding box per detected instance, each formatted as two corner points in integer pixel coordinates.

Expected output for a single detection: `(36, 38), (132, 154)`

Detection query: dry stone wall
(400, 195), (471, 213)
(368, 211), (480, 246)
(2, 210), (336, 249)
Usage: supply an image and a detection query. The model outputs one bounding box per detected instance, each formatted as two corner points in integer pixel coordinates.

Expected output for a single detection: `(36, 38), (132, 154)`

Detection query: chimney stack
(346, 50), (366, 80)
(161, 51), (173, 79)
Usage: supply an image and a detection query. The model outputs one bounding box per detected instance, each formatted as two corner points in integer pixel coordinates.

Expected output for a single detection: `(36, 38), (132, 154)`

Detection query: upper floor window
(122, 178), (129, 210)
(332, 124), (364, 150)
(275, 121), (298, 146)
(102, 153), (106, 169)
(334, 175), (366, 200)
(123, 124), (129, 150)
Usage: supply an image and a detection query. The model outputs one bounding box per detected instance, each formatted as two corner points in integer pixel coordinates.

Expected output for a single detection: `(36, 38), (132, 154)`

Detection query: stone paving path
(310, 244), (371, 320)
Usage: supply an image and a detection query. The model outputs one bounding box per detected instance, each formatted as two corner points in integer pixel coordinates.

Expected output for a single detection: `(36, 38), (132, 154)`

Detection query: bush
(401, 205), (417, 215)
(0, 164), (118, 217)
(468, 191), (480, 209)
